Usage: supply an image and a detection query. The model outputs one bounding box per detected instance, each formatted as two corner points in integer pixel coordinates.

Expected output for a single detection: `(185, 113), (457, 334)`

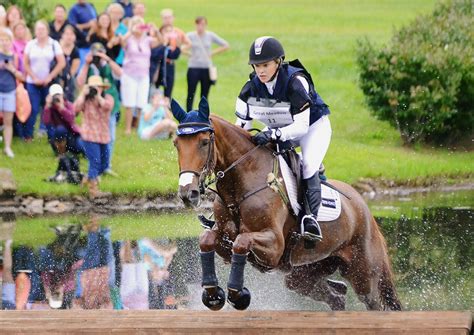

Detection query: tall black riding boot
(301, 173), (323, 241)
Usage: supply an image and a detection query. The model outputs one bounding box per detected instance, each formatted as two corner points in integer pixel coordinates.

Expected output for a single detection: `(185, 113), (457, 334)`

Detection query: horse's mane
(210, 114), (253, 142)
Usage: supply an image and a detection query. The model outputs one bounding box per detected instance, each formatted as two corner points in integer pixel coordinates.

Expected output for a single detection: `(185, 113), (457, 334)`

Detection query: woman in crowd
(59, 25), (80, 102)
(20, 20), (65, 141)
(87, 12), (121, 62)
(138, 90), (177, 140)
(107, 3), (128, 66)
(184, 16), (229, 111)
(121, 16), (160, 135)
(74, 75), (113, 198)
(11, 20), (30, 75)
(5, 5), (23, 32)
(0, 30), (23, 158)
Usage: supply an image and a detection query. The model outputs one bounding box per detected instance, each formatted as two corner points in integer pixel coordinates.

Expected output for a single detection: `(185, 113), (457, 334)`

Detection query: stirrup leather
(300, 214), (323, 241)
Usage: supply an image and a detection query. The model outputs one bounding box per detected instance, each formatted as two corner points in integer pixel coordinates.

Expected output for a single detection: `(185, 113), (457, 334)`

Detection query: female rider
(235, 36), (332, 242)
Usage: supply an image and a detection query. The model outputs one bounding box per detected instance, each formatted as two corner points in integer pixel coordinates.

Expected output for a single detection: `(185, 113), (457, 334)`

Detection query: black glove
(252, 129), (273, 145)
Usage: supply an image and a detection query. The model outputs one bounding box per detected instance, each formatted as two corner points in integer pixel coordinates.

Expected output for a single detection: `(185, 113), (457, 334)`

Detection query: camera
(92, 55), (101, 67)
(85, 87), (98, 100)
(52, 94), (61, 104)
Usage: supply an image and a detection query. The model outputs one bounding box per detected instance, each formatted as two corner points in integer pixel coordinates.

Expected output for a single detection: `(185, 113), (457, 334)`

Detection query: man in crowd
(116, 0), (133, 19)
(49, 4), (82, 43)
(67, 0), (97, 65)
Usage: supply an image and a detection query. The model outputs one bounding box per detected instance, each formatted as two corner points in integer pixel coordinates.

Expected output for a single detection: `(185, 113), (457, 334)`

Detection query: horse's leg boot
(301, 173), (323, 242)
(200, 251), (225, 311)
(227, 253), (251, 310)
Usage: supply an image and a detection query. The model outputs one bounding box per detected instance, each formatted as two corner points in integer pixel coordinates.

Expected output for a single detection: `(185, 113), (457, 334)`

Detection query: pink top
(12, 39), (27, 74)
(75, 95), (114, 144)
(122, 35), (152, 78)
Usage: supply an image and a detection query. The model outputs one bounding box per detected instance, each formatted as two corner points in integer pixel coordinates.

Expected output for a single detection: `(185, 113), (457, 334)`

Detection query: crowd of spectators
(0, 1), (229, 198)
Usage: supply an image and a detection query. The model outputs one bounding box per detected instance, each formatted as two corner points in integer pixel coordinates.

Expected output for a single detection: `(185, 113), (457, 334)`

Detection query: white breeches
(298, 115), (332, 179)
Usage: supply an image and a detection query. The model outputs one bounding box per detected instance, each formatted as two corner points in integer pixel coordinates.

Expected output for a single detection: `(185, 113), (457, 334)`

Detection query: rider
(235, 36), (332, 242)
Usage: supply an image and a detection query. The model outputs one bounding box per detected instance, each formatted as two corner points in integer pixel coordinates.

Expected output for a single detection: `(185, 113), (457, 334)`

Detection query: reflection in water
(0, 195), (472, 311)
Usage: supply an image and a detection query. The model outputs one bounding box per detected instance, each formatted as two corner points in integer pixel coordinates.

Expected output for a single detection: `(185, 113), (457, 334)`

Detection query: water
(0, 190), (472, 311)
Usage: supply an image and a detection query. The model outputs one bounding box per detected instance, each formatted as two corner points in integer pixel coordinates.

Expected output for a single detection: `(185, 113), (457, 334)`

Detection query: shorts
(120, 73), (149, 109)
(139, 125), (169, 140)
(0, 90), (16, 113)
(1, 283), (16, 310)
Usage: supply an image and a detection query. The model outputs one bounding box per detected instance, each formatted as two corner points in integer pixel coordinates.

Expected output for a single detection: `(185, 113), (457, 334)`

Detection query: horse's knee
(232, 234), (252, 254)
(199, 230), (217, 252)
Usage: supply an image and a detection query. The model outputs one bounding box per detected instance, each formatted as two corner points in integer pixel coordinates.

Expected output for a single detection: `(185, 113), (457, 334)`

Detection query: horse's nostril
(189, 190), (200, 202)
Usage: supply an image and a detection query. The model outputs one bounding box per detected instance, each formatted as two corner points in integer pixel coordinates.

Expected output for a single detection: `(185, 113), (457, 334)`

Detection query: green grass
(12, 211), (202, 246)
(2, 0), (473, 196)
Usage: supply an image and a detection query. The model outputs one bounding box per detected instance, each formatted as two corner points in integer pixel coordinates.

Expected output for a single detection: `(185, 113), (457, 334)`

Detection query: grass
(2, 0), (473, 196)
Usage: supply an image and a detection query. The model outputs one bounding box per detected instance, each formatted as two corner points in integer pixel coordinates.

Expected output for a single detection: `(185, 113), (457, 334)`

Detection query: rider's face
(254, 60), (279, 83)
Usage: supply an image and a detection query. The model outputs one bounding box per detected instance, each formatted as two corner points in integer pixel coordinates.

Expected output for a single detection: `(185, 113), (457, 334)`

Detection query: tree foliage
(1, 0), (48, 29)
(356, 0), (473, 145)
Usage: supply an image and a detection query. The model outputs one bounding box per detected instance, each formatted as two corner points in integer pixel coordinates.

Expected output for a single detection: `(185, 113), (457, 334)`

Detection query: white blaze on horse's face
(179, 172), (194, 187)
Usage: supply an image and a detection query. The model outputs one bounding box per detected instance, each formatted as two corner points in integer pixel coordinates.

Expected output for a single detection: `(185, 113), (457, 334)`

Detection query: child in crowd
(138, 90), (177, 140)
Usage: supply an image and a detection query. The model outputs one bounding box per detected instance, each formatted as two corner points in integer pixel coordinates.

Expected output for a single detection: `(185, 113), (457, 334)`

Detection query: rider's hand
(252, 129), (274, 145)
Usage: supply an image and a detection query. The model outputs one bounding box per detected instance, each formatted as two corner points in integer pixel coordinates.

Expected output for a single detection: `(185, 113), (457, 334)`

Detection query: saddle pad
(278, 155), (341, 222)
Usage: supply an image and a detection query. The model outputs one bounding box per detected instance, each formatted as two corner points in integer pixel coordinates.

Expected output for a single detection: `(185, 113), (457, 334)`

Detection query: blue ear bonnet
(171, 97), (213, 136)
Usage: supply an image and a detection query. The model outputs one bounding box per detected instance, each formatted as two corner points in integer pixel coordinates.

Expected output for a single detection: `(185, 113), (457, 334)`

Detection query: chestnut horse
(172, 98), (401, 311)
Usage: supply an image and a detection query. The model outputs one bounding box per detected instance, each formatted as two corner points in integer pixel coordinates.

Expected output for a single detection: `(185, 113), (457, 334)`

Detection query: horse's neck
(212, 117), (272, 190)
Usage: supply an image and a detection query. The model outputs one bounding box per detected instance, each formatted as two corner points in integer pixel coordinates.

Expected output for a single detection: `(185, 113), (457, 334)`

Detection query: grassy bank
(2, 0), (472, 196)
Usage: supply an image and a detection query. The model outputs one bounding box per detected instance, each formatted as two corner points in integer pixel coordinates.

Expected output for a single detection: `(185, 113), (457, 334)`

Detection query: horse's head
(172, 97), (215, 208)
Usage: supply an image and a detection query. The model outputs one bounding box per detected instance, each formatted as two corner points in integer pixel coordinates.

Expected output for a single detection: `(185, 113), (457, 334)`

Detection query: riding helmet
(248, 36), (285, 64)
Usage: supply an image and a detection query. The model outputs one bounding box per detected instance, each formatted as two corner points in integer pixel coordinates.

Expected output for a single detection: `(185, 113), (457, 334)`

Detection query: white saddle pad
(278, 155), (341, 222)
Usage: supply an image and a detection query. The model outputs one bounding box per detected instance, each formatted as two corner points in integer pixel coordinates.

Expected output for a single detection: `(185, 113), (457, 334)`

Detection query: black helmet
(248, 36), (285, 65)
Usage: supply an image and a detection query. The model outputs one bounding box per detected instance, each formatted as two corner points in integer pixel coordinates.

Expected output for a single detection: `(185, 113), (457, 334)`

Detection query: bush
(2, 0), (48, 29)
(356, 0), (473, 145)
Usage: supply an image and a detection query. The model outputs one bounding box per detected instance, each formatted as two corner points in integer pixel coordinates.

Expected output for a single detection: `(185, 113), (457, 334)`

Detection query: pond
(0, 190), (472, 311)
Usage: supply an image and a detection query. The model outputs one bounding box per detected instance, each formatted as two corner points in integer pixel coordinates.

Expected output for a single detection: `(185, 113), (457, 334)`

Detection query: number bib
(247, 97), (293, 128)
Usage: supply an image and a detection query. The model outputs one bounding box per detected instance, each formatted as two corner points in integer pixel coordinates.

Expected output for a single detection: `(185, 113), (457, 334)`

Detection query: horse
(171, 97), (402, 311)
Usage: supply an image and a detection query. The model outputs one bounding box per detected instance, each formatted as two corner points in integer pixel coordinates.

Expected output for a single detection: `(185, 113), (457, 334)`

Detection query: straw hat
(87, 75), (111, 88)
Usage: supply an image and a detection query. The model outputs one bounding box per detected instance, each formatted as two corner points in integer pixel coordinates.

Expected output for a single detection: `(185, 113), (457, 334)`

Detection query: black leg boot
(301, 173), (323, 241)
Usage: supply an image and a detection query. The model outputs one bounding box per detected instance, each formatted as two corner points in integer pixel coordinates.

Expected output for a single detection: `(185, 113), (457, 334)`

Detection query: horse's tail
(375, 218), (403, 311)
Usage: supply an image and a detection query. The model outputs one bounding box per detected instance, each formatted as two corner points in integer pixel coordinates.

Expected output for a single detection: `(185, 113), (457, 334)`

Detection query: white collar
(264, 71), (279, 95)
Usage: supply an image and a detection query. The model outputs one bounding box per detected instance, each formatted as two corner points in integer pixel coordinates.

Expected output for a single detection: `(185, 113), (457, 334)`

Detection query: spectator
(1, 240), (16, 309)
(107, 3), (128, 66)
(133, 2), (146, 18)
(121, 16), (160, 135)
(77, 42), (122, 177)
(19, 20), (65, 141)
(0, 6), (6, 30)
(120, 240), (149, 310)
(0, 30), (23, 158)
(150, 24), (181, 98)
(87, 12), (121, 61)
(68, 0), (97, 65)
(12, 246), (36, 310)
(59, 25), (80, 102)
(5, 5), (23, 32)
(116, 0), (133, 19)
(74, 75), (113, 198)
(43, 84), (83, 184)
(185, 16), (229, 111)
(160, 8), (191, 50)
(49, 4), (83, 43)
(138, 90), (177, 140)
(12, 20), (30, 75)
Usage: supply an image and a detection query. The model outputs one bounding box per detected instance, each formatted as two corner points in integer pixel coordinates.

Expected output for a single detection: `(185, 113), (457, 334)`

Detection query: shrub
(2, 0), (48, 29)
(356, 0), (473, 145)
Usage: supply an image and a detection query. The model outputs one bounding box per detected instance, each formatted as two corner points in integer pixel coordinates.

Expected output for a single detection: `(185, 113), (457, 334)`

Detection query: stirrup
(198, 214), (215, 230)
(300, 214), (323, 242)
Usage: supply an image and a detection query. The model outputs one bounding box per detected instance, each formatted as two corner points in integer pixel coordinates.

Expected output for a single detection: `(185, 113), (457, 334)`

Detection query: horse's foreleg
(199, 230), (226, 311)
(227, 230), (284, 310)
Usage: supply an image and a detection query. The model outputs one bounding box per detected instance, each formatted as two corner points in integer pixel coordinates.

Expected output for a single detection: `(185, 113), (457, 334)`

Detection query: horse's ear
(170, 99), (187, 123)
(198, 96), (210, 120)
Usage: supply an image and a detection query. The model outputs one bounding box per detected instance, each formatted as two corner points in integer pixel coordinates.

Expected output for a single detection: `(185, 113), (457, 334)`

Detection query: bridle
(177, 122), (262, 196)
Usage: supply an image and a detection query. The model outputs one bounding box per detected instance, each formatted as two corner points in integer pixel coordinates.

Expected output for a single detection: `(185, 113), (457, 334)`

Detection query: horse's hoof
(202, 286), (226, 311)
(227, 287), (251, 310)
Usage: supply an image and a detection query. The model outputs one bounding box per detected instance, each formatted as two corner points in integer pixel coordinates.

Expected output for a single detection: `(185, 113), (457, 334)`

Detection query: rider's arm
(235, 81), (253, 130)
(277, 76), (312, 141)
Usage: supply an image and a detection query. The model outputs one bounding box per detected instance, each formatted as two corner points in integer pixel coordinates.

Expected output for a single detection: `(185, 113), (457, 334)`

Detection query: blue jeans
(107, 113), (117, 169)
(81, 140), (109, 180)
(18, 83), (49, 139)
(47, 125), (83, 155)
(81, 228), (112, 271)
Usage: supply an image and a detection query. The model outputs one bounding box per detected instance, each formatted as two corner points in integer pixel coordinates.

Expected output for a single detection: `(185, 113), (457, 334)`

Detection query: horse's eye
(201, 139), (210, 147)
